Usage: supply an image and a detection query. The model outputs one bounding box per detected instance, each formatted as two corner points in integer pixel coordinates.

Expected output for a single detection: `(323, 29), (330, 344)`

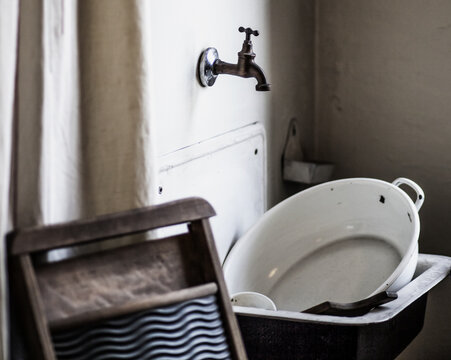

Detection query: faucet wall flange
(198, 47), (219, 87)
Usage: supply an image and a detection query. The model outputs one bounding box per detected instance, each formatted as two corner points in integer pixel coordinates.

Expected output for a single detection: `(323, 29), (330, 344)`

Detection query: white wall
(149, 0), (315, 207)
(316, 1), (451, 358)
(150, 0), (270, 157)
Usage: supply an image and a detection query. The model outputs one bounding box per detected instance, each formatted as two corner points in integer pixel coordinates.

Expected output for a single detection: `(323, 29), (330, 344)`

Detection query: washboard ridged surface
(51, 295), (232, 360)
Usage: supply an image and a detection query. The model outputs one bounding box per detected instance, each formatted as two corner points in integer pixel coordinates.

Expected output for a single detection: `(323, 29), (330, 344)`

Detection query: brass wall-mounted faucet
(198, 27), (271, 91)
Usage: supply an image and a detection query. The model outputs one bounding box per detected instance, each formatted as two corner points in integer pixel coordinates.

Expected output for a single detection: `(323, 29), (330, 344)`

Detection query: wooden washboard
(7, 197), (247, 360)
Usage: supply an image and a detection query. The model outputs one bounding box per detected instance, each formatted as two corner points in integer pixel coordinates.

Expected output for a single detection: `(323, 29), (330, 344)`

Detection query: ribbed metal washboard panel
(52, 295), (232, 360)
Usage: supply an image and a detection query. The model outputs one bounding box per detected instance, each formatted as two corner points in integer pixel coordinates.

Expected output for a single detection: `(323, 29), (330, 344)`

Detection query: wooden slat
(49, 282), (218, 332)
(190, 219), (248, 360)
(15, 255), (56, 360)
(35, 233), (204, 324)
(10, 197), (215, 255)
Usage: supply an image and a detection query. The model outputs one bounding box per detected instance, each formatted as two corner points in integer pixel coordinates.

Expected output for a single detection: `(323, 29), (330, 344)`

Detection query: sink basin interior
(232, 254), (450, 324)
(233, 254), (450, 360)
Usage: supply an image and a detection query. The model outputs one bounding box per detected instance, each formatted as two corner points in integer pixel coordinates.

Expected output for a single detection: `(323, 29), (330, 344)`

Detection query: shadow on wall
(315, 2), (451, 359)
(316, 0), (451, 258)
(267, 0), (316, 205)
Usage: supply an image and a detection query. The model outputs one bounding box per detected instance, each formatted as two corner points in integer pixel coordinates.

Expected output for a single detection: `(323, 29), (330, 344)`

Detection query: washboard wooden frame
(7, 197), (247, 360)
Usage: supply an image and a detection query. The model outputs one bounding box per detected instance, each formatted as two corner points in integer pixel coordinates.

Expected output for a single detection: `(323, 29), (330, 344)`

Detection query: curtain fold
(1, 0), (157, 357)
(0, 1), (20, 358)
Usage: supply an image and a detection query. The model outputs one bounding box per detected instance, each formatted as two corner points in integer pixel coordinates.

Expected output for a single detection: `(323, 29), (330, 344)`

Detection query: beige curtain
(1, 0), (157, 357)
(0, 0), (20, 357)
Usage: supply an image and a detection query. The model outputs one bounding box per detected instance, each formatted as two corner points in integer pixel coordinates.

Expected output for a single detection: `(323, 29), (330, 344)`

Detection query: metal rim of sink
(231, 253), (451, 325)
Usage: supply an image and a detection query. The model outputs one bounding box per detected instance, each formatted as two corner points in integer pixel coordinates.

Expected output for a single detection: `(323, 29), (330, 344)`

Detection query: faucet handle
(239, 26), (259, 41)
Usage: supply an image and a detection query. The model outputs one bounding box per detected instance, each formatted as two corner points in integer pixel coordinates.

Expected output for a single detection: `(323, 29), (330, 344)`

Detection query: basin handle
(393, 177), (425, 211)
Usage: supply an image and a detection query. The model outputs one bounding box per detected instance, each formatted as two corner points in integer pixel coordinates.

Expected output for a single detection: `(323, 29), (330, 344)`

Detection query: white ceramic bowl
(223, 178), (424, 312)
(230, 291), (277, 311)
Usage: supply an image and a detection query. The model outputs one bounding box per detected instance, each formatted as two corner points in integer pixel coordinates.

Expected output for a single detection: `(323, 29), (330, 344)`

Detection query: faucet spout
(213, 59), (270, 91)
(248, 63), (271, 92)
(213, 52), (271, 91)
(213, 60), (240, 78)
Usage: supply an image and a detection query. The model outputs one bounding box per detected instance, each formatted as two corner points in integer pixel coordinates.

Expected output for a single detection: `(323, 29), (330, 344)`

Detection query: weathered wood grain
(10, 197), (215, 255)
(50, 282), (218, 332)
(10, 255), (56, 360)
(190, 219), (249, 360)
(36, 234), (204, 324)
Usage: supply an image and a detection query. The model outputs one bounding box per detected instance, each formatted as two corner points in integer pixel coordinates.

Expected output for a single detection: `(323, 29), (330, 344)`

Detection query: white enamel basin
(223, 178), (424, 312)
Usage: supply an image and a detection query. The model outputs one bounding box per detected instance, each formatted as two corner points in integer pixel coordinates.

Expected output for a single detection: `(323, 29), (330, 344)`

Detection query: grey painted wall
(316, 1), (451, 358)
(268, 0), (315, 204)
